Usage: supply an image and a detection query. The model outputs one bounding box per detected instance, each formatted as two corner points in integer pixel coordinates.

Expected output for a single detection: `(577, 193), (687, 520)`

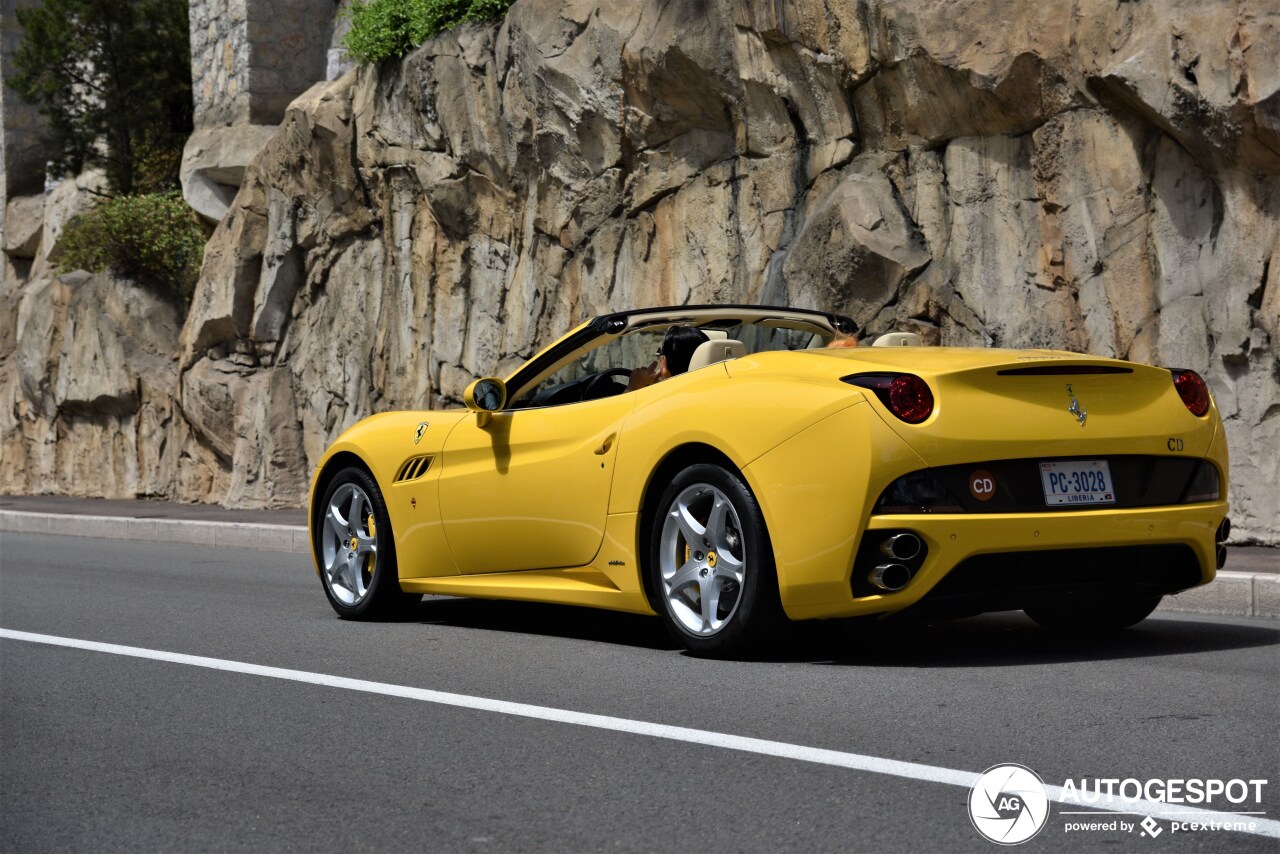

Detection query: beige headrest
(687, 338), (747, 372)
(872, 332), (922, 347)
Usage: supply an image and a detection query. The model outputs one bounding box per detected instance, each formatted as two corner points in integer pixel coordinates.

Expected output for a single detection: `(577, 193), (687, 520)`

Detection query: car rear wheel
(316, 466), (419, 619)
(1023, 594), (1162, 632)
(649, 463), (783, 657)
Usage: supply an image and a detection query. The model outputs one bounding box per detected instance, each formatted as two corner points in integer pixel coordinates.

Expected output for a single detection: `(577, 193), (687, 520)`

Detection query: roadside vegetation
(343, 0), (515, 63)
(59, 193), (206, 303)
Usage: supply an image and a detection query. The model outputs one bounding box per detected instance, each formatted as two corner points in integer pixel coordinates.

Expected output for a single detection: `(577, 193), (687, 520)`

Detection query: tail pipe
(880, 532), (923, 561)
(852, 529), (928, 598)
(869, 563), (913, 592)
(1216, 518), (1230, 570)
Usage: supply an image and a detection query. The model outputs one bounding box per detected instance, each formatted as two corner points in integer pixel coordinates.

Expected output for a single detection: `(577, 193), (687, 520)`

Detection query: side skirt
(400, 512), (652, 615)
(402, 569), (654, 614)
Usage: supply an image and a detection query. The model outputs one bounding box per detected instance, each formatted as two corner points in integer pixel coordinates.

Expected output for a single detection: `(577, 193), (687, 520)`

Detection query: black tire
(314, 465), (420, 620)
(1024, 594), (1162, 632)
(647, 463), (784, 657)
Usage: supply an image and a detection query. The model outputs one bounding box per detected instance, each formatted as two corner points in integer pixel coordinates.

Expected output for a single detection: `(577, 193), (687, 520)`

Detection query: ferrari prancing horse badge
(413, 422), (429, 444)
(1066, 385), (1087, 427)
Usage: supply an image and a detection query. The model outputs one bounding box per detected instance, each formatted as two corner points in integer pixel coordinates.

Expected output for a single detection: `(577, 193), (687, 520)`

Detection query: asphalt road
(1, 533), (1276, 853)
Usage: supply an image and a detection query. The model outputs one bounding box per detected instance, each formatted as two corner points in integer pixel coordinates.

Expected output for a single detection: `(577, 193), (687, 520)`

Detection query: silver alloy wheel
(658, 483), (746, 636)
(321, 482), (378, 606)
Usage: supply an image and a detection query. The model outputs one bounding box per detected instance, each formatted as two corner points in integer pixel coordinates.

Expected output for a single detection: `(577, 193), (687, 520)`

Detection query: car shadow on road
(409, 596), (682, 651)
(402, 597), (1275, 666)
(799, 612), (1280, 668)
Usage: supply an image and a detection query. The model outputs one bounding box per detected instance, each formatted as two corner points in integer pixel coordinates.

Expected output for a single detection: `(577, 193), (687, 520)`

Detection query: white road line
(3, 627), (1277, 839)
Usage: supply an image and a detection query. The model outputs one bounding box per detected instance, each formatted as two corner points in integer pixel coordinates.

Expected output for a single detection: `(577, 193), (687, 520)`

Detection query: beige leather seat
(687, 338), (746, 371)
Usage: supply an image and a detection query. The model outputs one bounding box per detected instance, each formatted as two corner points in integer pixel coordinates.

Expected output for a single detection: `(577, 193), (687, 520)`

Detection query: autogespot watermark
(969, 765), (1050, 844)
(967, 765), (1270, 845)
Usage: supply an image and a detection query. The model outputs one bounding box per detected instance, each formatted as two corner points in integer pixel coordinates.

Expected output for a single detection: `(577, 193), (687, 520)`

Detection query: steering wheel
(582, 368), (634, 400)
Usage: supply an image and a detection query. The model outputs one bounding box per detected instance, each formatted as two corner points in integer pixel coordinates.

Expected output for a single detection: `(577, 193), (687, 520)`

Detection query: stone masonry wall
(190, 0), (339, 128)
(191, 0), (252, 127)
(244, 0), (333, 123)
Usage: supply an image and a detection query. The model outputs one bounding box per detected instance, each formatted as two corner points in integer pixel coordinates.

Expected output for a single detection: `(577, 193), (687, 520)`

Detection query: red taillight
(888, 375), (933, 423)
(842, 373), (934, 423)
(1171, 369), (1210, 416)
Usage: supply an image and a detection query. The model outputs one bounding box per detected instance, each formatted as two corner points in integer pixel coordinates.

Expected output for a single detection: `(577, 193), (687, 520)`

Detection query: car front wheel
(649, 463), (783, 657)
(315, 466), (419, 619)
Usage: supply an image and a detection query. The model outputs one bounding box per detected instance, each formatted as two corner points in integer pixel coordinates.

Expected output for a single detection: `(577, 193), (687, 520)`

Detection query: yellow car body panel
(309, 410), (469, 579)
(743, 398), (1229, 620)
(401, 512), (652, 612)
(438, 392), (635, 573)
(604, 362), (865, 511)
(309, 306), (1229, 628)
(794, 348), (1219, 465)
(743, 401), (930, 614)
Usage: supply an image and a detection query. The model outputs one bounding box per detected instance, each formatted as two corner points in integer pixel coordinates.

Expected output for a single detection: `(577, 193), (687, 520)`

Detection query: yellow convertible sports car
(308, 305), (1230, 656)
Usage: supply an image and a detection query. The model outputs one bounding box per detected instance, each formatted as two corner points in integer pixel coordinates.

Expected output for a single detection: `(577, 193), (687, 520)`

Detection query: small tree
(8, 0), (193, 195)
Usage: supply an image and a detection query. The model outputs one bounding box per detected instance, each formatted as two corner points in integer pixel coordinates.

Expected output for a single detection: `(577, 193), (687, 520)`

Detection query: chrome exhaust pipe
(880, 532), (922, 562)
(869, 563), (912, 592)
(1216, 518), (1230, 568)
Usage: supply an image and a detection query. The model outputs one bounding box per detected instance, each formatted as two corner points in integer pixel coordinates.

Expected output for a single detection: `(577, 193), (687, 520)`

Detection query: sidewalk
(1, 494), (1275, 618)
(0, 494), (309, 553)
(0, 494), (305, 525)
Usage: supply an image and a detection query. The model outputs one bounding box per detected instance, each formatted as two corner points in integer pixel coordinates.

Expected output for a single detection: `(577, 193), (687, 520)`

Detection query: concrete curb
(0, 510), (311, 555)
(1157, 572), (1279, 620)
(2, 509), (1274, 619)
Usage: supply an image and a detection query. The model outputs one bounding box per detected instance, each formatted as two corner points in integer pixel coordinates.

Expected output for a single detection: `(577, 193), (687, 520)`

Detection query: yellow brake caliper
(366, 514), (376, 576)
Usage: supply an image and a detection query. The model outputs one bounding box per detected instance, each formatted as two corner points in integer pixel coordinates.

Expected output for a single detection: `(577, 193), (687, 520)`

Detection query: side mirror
(464, 377), (507, 425)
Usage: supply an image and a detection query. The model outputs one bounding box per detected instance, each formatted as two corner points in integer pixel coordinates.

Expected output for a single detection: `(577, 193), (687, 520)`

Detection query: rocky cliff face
(3, 0), (1278, 541)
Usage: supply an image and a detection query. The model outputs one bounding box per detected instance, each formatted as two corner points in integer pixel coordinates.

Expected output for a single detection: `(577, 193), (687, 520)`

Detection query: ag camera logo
(969, 764), (1050, 845)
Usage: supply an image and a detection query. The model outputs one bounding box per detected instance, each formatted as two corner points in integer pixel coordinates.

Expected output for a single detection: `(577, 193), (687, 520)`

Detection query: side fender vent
(394, 455), (434, 483)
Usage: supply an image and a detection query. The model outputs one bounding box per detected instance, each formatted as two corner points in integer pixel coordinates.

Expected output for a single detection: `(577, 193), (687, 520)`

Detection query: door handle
(594, 434), (615, 455)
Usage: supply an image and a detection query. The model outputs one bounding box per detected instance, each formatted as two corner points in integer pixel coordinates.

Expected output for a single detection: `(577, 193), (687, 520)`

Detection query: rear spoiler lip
(995, 365), (1134, 376)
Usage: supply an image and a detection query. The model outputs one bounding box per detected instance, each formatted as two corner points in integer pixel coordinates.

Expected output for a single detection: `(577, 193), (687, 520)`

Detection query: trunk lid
(739, 348), (1218, 466)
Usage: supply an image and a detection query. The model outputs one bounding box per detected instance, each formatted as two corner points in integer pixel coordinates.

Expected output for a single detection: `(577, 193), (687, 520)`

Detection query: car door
(438, 393), (636, 573)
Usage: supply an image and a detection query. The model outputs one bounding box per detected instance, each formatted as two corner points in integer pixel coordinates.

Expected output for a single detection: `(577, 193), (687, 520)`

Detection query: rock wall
(3, 0), (1279, 541)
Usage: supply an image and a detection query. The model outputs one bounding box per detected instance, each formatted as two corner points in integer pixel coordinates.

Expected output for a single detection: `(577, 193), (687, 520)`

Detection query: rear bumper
(782, 501), (1227, 620)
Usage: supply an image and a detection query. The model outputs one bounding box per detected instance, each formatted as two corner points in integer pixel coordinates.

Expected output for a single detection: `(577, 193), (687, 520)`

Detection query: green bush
(343, 0), (514, 63)
(59, 193), (206, 302)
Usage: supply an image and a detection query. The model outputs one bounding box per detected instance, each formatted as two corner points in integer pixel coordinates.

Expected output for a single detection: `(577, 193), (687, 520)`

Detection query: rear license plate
(1040, 460), (1116, 506)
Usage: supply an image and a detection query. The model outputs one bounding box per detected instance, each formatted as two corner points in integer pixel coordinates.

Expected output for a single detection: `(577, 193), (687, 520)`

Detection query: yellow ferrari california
(308, 305), (1229, 656)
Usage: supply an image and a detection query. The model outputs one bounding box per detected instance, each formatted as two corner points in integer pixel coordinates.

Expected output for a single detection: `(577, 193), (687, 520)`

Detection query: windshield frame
(501, 304), (857, 408)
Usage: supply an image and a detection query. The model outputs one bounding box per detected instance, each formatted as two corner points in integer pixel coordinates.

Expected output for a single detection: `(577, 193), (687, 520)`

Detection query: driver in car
(627, 325), (710, 391)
